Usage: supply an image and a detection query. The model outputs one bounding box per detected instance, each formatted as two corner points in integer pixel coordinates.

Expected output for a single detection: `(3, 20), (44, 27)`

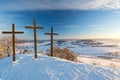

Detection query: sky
(0, 0), (120, 40)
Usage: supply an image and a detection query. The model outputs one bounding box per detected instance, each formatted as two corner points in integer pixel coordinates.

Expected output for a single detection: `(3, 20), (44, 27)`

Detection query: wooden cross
(2, 24), (24, 62)
(45, 27), (58, 56)
(25, 19), (43, 58)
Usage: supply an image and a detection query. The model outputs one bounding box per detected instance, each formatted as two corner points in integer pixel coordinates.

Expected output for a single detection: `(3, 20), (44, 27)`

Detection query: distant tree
(0, 36), (18, 57)
(46, 47), (78, 62)
(0, 53), (3, 58)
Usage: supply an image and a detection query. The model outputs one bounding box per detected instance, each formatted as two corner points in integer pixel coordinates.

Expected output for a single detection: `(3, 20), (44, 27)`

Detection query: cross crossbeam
(2, 32), (24, 34)
(2, 24), (24, 62)
(45, 27), (58, 56)
(25, 19), (43, 58)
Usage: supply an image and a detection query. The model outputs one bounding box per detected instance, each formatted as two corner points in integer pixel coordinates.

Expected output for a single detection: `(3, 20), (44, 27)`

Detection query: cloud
(0, 24), (10, 33)
(0, 24), (8, 27)
(0, 0), (120, 11)
(88, 25), (105, 30)
(113, 10), (120, 15)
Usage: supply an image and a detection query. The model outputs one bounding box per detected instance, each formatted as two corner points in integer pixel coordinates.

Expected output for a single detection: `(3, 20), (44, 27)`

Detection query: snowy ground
(1, 39), (120, 80)
(0, 54), (120, 80)
(16, 39), (120, 56)
(15, 39), (120, 68)
(78, 55), (120, 68)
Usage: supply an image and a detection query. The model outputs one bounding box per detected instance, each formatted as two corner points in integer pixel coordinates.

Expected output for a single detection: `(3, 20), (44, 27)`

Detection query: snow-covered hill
(0, 54), (120, 80)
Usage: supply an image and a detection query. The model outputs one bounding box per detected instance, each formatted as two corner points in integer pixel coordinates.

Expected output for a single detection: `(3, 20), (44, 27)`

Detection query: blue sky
(0, 0), (120, 40)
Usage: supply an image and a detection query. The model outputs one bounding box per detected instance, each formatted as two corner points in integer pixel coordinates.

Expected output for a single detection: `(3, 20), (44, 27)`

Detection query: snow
(1, 39), (120, 80)
(16, 42), (33, 47)
(0, 54), (120, 80)
(15, 40), (120, 56)
(78, 55), (120, 68)
(14, 40), (120, 68)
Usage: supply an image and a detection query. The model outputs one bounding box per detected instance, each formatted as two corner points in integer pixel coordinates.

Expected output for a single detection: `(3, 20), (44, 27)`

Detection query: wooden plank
(25, 26), (44, 29)
(2, 32), (13, 34)
(45, 33), (51, 35)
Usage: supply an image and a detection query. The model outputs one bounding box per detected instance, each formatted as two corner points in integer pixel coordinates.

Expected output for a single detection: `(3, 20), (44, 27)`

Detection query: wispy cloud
(113, 10), (120, 15)
(0, 0), (120, 11)
(0, 24), (8, 27)
(0, 24), (9, 33)
(88, 24), (105, 30)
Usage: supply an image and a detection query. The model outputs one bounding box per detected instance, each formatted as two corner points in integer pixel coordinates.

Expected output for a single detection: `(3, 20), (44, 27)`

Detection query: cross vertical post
(51, 27), (53, 56)
(2, 24), (24, 62)
(34, 20), (37, 58)
(12, 24), (15, 61)
(25, 19), (43, 58)
(45, 27), (59, 56)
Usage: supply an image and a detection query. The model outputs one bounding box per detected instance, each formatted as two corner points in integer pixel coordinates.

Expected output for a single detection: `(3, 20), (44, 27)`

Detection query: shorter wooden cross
(2, 24), (24, 62)
(45, 27), (58, 56)
(25, 19), (43, 58)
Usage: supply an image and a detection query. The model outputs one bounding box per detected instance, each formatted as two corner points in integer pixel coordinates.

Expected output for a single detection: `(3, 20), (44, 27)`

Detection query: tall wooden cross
(45, 27), (59, 56)
(25, 19), (43, 58)
(2, 24), (24, 62)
